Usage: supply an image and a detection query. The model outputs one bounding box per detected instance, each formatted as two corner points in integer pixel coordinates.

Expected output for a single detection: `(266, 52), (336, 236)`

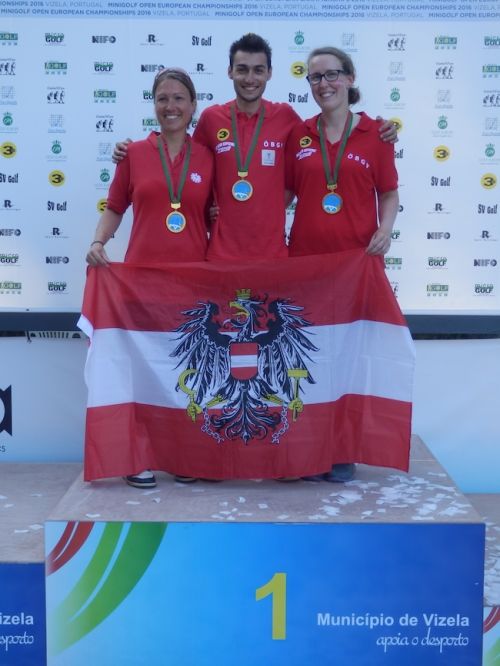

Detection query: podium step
(48, 435), (482, 525)
(0, 462), (81, 563)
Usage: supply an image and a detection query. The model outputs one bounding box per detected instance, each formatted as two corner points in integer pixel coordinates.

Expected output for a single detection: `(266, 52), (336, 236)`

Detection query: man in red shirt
(194, 33), (300, 261)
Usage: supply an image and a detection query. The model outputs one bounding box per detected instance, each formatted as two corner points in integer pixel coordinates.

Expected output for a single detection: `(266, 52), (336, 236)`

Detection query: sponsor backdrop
(0, 0), (499, 315)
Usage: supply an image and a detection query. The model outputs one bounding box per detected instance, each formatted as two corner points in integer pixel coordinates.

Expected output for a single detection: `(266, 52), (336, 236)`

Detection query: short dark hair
(229, 33), (272, 69)
(307, 47), (361, 105)
(152, 67), (197, 106)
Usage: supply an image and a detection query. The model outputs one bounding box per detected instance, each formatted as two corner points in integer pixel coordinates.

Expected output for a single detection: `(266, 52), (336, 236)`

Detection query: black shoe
(324, 463), (356, 483)
(174, 475), (198, 484)
(302, 474), (327, 482)
(124, 470), (157, 488)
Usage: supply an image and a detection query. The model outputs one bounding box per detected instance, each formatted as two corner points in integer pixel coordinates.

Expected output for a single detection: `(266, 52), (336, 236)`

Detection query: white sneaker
(124, 470), (157, 488)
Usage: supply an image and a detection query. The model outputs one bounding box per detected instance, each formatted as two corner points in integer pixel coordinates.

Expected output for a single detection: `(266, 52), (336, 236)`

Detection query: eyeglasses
(306, 69), (345, 85)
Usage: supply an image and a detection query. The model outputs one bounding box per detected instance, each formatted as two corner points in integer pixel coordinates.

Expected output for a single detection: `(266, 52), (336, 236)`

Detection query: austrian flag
(79, 249), (415, 481)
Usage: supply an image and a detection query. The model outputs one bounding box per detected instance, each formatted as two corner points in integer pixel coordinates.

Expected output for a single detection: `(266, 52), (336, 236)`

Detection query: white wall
(412, 338), (500, 493)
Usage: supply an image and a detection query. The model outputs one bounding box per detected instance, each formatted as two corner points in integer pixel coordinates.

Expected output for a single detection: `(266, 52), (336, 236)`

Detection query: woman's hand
(86, 241), (110, 266)
(366, 229), (391, 255)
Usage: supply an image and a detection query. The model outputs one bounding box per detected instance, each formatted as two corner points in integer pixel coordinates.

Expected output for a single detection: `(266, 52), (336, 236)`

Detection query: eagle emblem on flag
(171, 289), (318, 444)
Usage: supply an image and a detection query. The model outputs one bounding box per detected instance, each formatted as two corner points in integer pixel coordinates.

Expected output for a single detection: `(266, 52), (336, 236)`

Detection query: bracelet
(91, 240), (104, 246)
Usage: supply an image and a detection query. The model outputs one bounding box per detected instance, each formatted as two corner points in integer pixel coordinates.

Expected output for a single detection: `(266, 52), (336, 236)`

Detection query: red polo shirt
(285, 113), (398, 256)
(194, 99), (301, 261)
(106, 132), (213, 263)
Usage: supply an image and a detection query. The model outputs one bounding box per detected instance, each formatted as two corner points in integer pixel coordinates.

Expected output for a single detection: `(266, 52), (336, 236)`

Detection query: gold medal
(166, 208), (186, 233)
(157, 136), (191, 234)
(317, 112), (353, 217)
(232, 174), (253, 202)
(322, 190), (343, 215)
(230, 105), (264, 202)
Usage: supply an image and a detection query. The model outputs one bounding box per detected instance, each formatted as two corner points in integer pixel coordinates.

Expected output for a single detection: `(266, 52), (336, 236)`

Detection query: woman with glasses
(285, 47), (400, 483)
(85, 68), (214, 489)
(286, 46), (398, 259)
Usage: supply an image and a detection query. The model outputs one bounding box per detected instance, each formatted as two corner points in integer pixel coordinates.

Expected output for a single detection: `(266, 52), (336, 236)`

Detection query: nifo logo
(427, 232), (451, 239)
(92, 36), (117, 44)
(46, 256), (69, 264)
(196, 92), (214, 101)
(0, 253), (19, 264)
(0, 228), (21, 236)
(140, 64), (165, 73)
(474, 258), (497, 267)
(48, 281), (67, 292)
(0, 386), (12, 436)
(428, 256), (447, 267)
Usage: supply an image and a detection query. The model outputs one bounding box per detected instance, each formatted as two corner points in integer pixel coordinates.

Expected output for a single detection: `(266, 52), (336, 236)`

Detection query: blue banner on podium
(0, 563), (46, 666)
(45, 521), (484, 666)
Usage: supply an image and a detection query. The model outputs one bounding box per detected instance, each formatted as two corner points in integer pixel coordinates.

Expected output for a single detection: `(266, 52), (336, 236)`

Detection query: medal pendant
(232, 179), (253, 202)
(166, 210), (186, 233)
(322, 191), (343, 215)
